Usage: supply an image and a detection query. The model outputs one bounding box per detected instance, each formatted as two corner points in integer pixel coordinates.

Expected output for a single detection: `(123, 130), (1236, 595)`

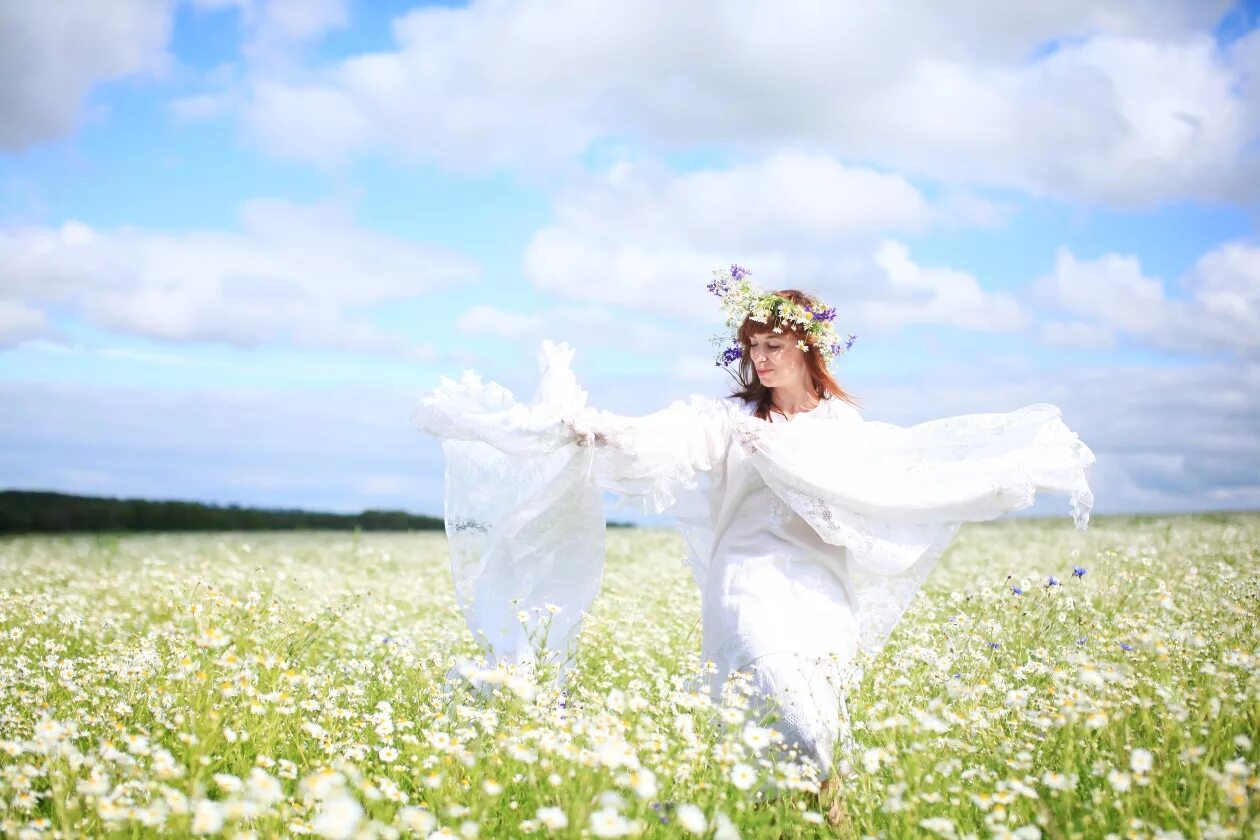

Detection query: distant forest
(0, 490), (445, 534)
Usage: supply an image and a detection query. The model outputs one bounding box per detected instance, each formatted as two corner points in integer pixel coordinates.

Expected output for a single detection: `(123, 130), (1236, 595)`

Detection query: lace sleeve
(575, 396), (734, 514)
(744, 403), (1094, 536)
(738, 403), (1096, 656)
(411, 341), (604, 677)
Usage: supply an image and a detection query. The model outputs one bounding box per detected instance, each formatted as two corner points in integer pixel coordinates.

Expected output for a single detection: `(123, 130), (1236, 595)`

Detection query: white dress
(412, 340), (1095, 775)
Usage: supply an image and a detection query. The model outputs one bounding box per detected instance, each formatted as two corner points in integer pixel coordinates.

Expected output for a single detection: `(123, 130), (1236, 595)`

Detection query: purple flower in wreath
(706, 263), (851, 366)
(715, 344), (743, 366)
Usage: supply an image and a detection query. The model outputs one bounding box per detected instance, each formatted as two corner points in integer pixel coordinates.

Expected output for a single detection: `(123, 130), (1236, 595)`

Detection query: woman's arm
(562, 397), (734, 513)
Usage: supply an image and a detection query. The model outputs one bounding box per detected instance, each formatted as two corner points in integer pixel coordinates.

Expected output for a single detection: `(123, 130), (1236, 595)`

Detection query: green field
(1, 514), (1257, 838)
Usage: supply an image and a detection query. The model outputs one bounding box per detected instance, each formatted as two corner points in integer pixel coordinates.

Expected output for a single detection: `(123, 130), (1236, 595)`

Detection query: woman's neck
(769, 384), (820, 419)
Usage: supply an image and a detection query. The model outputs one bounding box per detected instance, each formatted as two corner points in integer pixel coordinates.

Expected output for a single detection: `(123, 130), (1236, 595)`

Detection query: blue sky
(2, 1), (1258, 518)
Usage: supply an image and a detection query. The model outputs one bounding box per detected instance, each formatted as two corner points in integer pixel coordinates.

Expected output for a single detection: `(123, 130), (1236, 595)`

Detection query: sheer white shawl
(412, 340), (1095, 670)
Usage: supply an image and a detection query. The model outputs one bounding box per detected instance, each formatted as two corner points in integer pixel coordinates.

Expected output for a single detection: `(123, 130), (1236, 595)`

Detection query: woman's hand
(564, 417), (608, 447)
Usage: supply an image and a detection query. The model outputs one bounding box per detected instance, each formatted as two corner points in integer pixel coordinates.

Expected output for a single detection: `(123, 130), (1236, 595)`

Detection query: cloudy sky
(2, 0), (1258, 520)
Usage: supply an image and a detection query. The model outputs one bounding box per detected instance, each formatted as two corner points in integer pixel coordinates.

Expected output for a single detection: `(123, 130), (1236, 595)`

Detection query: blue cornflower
(1047, 576), (1060, 587)
(987, 641), (1000, 650)
(1119, 642), (1134, 651)
(1076, 636), (1088, 646)
(815, 305), (837, 322)
(1072, 566), (1087, 578)
(720, 345), (743, 365)
(952, 672), (962, 679)
(844, 333), (858, 350)
(730, 264), (749, 281)
(1011, 586), (1023, 595)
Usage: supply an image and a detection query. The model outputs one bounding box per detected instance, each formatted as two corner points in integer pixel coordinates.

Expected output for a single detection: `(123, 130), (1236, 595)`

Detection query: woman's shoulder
(822, 396), (863, 422)
(671, 394), (864, 423)
(672, 394), (750, 411)
(654, 394), (746, 422)
(703, 395), (863, 420)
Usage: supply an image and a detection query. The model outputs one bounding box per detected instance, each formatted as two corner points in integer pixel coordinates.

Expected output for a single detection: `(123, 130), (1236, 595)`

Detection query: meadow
(0, 514), (1256, 838)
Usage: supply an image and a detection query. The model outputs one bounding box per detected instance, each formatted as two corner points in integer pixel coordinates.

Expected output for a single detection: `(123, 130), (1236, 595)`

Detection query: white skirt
(703, 541), (859, 774)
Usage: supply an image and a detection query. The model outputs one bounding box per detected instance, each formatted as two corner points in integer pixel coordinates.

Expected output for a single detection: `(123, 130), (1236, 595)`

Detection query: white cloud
(237, 1), (1258, 203)
(18, 339), (266, 372)
(167, 59), (242, 122)
(1186, 243), (1260, 348)
(246, 82), (373, 162)
(522, 153), (931, 319)
(859, 241), (1027, 332)
(1039, 320), (1118, 349)
(170, 0), (348, 127)
(0, 1), (175, 149)
(170, 0), (351, 134)
(0, 199), (479, 355)
(519, 154), (1023, 333)
(1037, 241), (1260, 356)
(170, 90), (237, 122)
(523, 235), (726, 320)
(0, 300), (47, 346)
(457, 304), (694, 359)
(235, 0), (349, 73)
(187, 0), (347, 45)
(248, 0), (346, 43)
(607, 154), (931, 246)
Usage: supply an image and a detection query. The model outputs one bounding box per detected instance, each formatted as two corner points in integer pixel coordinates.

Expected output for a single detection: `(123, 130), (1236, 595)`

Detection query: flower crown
(707, 264), (856, 367)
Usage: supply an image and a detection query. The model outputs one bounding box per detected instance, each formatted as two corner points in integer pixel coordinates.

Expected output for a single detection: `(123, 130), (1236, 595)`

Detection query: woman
(413, 266), (1095, 823)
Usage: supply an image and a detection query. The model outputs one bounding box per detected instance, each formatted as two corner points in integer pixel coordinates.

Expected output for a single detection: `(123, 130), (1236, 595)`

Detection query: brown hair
(726, 289), (860, 420)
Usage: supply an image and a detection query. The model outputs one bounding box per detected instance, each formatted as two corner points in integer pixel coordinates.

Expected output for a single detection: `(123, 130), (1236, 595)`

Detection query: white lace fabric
(411, 343), (604, 674)
(413, 340), (1096, 771)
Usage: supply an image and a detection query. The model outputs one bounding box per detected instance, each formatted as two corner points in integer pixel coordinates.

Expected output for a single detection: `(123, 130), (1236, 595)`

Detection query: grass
(0, 513), (1256, 838)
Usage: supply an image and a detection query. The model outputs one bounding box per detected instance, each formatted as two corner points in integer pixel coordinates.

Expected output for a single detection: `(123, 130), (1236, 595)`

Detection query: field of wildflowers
(0, 513), (1256, 838)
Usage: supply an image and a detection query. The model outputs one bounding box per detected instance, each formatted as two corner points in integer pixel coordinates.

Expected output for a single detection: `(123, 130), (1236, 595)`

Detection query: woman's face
(747, 330), (808, 389)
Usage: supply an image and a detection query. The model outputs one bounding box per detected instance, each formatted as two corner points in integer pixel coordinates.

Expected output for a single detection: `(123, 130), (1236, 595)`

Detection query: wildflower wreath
(706, 264), (856, 367)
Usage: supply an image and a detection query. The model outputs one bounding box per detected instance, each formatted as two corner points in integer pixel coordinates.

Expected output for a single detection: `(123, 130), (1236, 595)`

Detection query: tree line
(0, 491), (445, 534)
